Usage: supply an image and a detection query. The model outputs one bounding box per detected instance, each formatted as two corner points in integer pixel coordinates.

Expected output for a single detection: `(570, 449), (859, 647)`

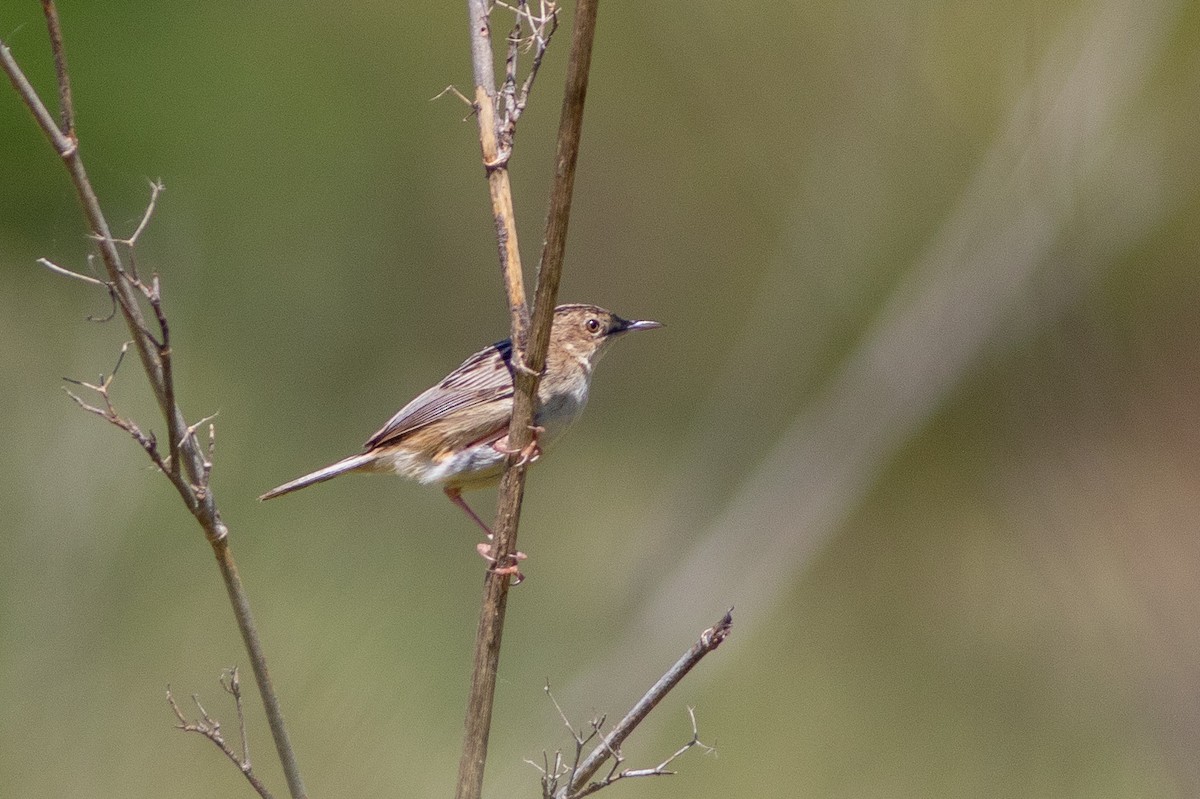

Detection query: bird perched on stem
(260, 303), (662, 576)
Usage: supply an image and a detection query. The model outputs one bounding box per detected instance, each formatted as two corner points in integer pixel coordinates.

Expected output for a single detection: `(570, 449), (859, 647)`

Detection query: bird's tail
(259, 452), (376, 501)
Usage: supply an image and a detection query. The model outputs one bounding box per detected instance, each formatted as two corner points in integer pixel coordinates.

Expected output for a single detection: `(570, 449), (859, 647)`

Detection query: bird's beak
(613, 317), (664, 334)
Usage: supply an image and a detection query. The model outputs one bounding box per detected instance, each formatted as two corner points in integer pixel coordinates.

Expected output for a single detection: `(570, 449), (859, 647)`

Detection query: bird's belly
(382, 443), (506, 489)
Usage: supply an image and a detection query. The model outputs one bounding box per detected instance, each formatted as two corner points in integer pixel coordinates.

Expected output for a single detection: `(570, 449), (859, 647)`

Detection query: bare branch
(59, 343), (203, 503)
(497, 0), (559, 148)
(569, 709), (712, 798)
(2, 9), (309, 798)
(167, 669), (275, 799)
(534, 683), (603, 798)
(39, 0), (75, 139)
(535, 697), (716, 799)
(0, 36), (76, 157)
(492, 1), (560, 159)
(558, 610), (732, 799)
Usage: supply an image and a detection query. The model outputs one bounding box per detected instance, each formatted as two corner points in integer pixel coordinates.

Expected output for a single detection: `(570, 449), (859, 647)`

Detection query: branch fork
(530, 686), (714, 799)
(168, 668), (274, 799)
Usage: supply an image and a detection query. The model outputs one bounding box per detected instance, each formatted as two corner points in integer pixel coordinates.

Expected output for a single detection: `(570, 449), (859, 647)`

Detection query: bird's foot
(493, 425), (545, 467)
(476, 542), (527, 585)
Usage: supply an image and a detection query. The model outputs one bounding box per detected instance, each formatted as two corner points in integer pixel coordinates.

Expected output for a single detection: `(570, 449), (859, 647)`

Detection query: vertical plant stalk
(0, 9), (307, 799)
(455, 3), (601, 799)
(529, 0), (599, 355)
(466, 0), (529, 343)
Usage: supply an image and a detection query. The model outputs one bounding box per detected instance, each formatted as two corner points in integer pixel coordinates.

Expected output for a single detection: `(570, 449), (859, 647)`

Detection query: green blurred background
(3, 1), (1200, 796)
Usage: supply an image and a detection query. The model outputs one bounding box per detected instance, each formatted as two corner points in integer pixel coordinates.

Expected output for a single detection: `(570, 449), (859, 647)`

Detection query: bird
(260, 303), (662, 574)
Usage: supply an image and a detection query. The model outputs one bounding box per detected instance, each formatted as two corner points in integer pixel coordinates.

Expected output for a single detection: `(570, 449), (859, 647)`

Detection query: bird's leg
(444, 486), (495, 537)
(445, 486), (527, 583)
(492, 424), (546, 466)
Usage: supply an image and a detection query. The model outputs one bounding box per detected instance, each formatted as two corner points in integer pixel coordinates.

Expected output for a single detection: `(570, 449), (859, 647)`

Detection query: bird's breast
(535, 378), (589, 446)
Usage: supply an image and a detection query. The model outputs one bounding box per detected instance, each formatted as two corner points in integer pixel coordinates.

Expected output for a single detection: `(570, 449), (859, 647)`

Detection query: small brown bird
(260, 304), (661, 569)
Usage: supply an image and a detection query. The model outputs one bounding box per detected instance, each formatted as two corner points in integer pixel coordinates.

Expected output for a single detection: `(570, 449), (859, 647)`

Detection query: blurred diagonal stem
(0, 6), (307, 799)
(455, 1), (599, 798)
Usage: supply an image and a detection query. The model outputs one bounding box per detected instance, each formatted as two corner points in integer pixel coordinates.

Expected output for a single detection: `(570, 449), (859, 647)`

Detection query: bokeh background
(3, 1), (1200, 796)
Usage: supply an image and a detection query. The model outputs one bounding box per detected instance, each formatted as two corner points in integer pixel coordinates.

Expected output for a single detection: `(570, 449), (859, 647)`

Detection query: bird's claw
(476, 542), (527, 585)
(494, 425), (545, 467)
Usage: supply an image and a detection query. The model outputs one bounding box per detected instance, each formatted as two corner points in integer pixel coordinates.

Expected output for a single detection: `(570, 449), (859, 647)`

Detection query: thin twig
(1, 9), (308, 798)
(39, 255), (120, 322)
(532, 684), (717, 799)
(569, 708), (713, 799)
(560, 610), (733, 799)
(37, 256), (108, 287)
(115, 178), (164, 247)
(531, 683), (602, 798)
(223, 668), (253, 770)
(143, 271), (183, 478)
(105, 178), (163, 282)
(431, 84), (479, 122)
(167, 668), (276, 799)
(61, 342), (174, 475)
(507, 2), (559, 142)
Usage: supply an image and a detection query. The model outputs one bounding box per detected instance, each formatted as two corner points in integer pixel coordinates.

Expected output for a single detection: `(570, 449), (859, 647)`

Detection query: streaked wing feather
(364, 339), (515, 449)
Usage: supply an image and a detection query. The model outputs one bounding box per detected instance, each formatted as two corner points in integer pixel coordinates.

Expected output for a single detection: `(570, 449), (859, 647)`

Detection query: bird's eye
(585, 318), (602, 333)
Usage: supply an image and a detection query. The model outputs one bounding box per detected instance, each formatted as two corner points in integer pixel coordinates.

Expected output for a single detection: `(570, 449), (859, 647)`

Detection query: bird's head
(548, 303), (663, 371)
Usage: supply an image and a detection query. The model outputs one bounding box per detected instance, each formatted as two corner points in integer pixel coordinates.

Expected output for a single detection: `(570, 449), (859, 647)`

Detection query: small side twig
(101, 178), (163, 281)
(496, 0), (556, 148)
(167, 667), (275, 799)
(557, 610), (733, 799)
(38, 256), (118, 321)
(570, 707), (713, 799)
(431, 84), (479, 122)
(113, 178), (164, 248)
(37, 256), (107, 288)
(531, 685), (715, 799)
(496, 0), (559, 153)
(62, 342), (175, 480)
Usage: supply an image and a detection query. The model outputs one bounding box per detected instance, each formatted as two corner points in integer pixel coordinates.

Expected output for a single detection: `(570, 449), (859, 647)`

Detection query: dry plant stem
(456, 3), (598, 799)
(0, 10), (307, 799)
(455, 2), (598, 797)
(561, 610), (733, 799)
(528, 0), (599, 372)
(39, 0), (74, 137)
(456, 5), (528, 798)
(467, 0), (528, 342)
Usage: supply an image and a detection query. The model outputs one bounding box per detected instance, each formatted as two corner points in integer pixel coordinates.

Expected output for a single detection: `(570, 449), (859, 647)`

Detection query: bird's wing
(364, 338), (515, 450)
